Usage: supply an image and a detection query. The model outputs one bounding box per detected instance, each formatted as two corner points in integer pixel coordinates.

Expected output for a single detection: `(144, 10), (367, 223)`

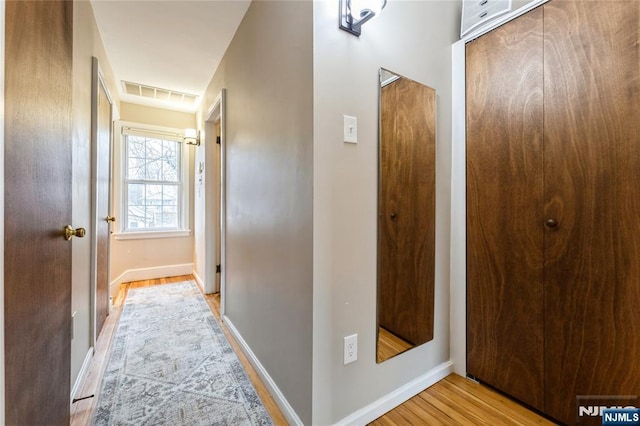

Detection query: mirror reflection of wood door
(5, 1), (73, 423)
(94, 61), (113, 338)
(377, 71), (436, 361)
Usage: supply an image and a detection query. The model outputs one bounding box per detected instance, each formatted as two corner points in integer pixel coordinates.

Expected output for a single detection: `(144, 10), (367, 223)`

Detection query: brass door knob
(106, 216), (116, 223)
(64, 225), (86, 240)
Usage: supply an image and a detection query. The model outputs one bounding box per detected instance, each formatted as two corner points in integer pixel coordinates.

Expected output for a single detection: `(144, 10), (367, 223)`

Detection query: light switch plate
(343, 115), (358, 144)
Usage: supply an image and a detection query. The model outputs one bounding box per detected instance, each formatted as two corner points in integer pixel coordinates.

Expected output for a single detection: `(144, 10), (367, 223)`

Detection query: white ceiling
(91, 0), (251, 112)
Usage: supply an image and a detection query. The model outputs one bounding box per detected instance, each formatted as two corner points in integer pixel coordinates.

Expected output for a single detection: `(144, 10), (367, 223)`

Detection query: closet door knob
(545, 219), (558, 229)
(390, 212), (397, 219)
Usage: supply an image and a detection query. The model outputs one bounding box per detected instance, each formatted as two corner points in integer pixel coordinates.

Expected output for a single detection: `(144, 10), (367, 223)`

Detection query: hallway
(70, 276), (286, 425)
(70, 278), (552, 426)
(6, 1), (636, 423)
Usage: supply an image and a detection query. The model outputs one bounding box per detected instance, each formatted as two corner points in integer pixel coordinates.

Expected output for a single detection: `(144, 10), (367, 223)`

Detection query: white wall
(193, 135), (206, 287)
(119, 102), (195, 129)
(109, 103), (195, 295)
(196, 1), (313, 423)
(71, 0), (120, 395)
(313, 1), (461, 423)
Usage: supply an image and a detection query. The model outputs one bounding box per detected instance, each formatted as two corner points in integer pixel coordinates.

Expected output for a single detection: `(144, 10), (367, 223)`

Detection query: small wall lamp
(184, 128), (200, 146)
(339, 0), (387, 37)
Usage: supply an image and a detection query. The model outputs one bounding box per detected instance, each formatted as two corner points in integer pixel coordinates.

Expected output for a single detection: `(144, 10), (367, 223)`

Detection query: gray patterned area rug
(92, 281), (273, 426)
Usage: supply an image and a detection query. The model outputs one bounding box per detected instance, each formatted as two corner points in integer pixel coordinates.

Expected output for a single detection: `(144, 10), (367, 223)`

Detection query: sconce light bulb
(350, 0), (386, 19)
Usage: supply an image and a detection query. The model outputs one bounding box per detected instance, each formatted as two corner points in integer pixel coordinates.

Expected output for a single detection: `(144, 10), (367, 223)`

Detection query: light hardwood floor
(370, 374), (555, 425)
(70, 276), (553, 426)
(377, 327), (414, 363)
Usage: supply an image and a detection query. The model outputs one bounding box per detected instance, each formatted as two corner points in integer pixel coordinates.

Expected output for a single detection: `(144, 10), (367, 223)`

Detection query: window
(116, 124), (190, 238)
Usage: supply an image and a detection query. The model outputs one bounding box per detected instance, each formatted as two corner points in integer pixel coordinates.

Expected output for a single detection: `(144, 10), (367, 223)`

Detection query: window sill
(114, 229), (191, 241)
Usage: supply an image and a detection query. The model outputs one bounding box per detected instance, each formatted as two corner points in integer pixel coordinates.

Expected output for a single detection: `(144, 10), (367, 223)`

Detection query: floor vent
(122, 81), (199, 106)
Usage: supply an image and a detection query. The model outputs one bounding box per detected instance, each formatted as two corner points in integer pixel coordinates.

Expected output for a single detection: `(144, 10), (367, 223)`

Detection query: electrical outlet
(344, 334), (358, 365)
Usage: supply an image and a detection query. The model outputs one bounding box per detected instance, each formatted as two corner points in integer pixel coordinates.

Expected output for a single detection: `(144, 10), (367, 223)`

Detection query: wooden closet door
(543, 1), (640, 424)
(466, 6), (545, 411)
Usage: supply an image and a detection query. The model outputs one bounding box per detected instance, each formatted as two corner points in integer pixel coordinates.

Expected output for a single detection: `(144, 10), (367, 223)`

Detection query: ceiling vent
(122, 81), (199, 106)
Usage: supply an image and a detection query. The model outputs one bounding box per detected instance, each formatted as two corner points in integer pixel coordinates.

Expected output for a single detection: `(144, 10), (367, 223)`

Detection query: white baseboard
(192, 269), (204, 293)
(109, 263), (194, 299)
(335, 360), (454, 425)
(223, 315), (303, 426)
(70, 347), (94, 404)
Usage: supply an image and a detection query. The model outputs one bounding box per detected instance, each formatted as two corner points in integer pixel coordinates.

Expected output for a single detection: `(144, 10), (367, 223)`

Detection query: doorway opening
(203, 90), (227, 315)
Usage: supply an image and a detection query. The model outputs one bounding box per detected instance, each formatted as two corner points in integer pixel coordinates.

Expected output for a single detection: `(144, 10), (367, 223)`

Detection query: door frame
(90, 57), (114, 347)
(203, 90), (227, 315)
(449, 0), (549, 377)
(0, 2), (6, 423)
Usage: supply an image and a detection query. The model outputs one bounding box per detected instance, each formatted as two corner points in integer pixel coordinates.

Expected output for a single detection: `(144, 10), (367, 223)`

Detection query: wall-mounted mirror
(377, 68), (436, 363)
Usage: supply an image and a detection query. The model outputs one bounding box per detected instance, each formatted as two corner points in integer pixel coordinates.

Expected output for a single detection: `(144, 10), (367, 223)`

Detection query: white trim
(192, 269), (205, 293)
(0, 2), (6, 422)
(202, 90), (226, 302)
(70, 347), (94, 404)
(89, 57), (114, 349)
(450, 40), (468, 377)
(460, 0), (512, 38)
(109, 263), (194, 298)
(121, 126), (183, 142)
(335, 361), (454, 425)
(114, 229), (191, 240)
(223, 314), (303, 426)
(461, 0), (549, 42)
(202, 94), (220, 295)
(117, 121), (186, 139)
(219, 89), (227, 314)
(113, 120), (191, 235)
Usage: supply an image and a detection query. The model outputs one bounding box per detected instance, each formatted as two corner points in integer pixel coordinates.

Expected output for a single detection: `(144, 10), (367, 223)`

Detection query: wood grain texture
(4, 1), (73, 424)
(378, 75), (436, 348)
(95, 76), (112, 337)
(71, 276), (288, 426)
(542, 2), (640, 424)
(376, 327), (413, 363)
(370, 374), (555, 425)
(465, 6), (545, 412)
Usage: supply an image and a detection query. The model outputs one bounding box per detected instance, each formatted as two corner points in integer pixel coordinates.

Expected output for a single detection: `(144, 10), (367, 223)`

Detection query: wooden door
(94, 66), (113, 337)
(466, 6), (545, 411)
(543, 1), (640, 423)
(378, 76), (436, 345)
(4, 1), (73, 424)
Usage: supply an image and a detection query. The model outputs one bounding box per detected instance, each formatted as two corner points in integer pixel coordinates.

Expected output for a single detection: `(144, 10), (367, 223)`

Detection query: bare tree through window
(125, 135), (181, 230)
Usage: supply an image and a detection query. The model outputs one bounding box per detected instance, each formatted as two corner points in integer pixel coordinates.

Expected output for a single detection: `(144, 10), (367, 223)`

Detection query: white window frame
(113, 121), (191, 240)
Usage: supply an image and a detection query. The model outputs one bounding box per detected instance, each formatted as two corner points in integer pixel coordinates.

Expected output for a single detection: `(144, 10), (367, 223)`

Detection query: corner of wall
(450, 40), (467, 377)
(0, 2), (6, 422)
